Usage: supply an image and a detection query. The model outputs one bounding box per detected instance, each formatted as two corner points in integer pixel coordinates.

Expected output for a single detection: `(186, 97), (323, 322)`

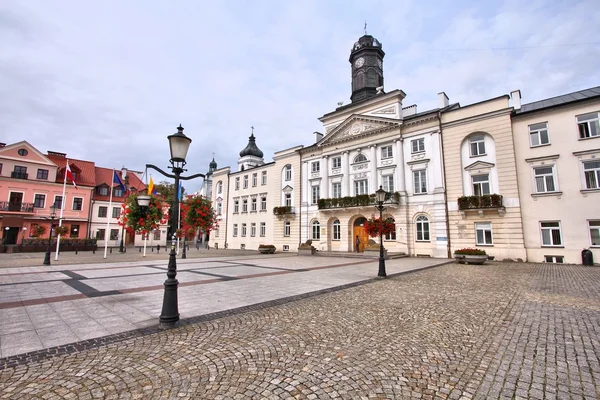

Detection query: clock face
(354, 57), (365, 68)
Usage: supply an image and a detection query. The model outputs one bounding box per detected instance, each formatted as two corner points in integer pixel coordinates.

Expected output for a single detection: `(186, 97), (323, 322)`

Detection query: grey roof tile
(516, 85), (600, 114)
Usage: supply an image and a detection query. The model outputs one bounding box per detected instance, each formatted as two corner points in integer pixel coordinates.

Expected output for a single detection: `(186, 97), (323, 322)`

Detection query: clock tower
(349, 34), (385, 103)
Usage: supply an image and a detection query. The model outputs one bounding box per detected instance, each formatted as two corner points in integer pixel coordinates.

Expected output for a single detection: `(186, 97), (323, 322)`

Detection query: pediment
(0, 140), (56, 166)
(318, 115), (401, 147)
(464, 161), (495, 171)
(282, 185), (293, 193)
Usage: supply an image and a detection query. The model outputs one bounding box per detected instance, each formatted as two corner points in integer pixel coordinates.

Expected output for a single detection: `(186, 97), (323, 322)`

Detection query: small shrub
(454, 248), (487, 256)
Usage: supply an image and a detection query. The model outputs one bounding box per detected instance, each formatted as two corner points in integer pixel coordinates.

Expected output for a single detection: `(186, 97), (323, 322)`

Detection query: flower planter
(258, 247), (276, 254)
(454, 254), (488, 265)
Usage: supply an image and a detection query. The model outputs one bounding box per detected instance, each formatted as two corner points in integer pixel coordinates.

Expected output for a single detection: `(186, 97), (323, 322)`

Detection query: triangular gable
(464, 161), (495, 171)
(0, 141), (56, 166)
(282, 185), (293, 193)
(318, 114), (401, 147)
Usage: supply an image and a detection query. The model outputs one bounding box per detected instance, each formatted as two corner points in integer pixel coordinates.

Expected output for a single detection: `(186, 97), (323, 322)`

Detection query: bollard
(75, 248), (78, 255)
(93, 249), (95, 254)
(139, 247), (142, 252)
(110, 247), (112, 253)
(152, 247), (154, 252)
(157, 244), (161, 253)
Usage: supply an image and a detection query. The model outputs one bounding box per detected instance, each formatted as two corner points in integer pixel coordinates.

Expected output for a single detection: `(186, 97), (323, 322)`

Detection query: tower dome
(349, 33), (385, 103)
(239, 133), (264, 158)
(209, 157), (217, 171)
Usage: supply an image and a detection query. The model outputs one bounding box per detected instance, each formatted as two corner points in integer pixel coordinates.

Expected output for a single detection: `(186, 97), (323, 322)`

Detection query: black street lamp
(119, 176), (129, 253)
(375, 186), (387, 278)
(146, 124), (205, 328)
(43, 203), (58, 265)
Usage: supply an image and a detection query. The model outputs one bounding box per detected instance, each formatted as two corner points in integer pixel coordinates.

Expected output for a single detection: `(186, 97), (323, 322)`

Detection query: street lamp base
(378, 257), (387, 278)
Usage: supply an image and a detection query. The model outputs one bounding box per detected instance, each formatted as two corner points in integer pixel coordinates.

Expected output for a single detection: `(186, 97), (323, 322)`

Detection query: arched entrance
(352, 217), (368, 252)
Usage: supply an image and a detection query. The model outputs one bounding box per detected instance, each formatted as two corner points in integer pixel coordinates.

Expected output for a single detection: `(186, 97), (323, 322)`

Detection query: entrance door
(3, 227), (19, 245)
(352, 217), (369, 252)
(8, 193), (23, 212)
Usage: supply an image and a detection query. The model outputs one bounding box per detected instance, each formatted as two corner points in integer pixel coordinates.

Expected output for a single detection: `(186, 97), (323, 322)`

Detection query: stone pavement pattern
(1, 263), (599, 399)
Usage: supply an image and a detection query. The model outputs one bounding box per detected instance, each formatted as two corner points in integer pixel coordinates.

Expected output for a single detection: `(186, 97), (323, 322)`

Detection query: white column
(342, 151), (350, 196)
(370, 145), (377, 192)
(302, 161), (309, 205)
(322, 156), (329, 199)
(395, 139), (406, 192)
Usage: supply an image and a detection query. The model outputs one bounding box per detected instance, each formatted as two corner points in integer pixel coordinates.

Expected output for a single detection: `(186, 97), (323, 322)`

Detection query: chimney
(314, 131), (323, 143)
(438, 92), (449, 108)
(510, 90), (522, 110)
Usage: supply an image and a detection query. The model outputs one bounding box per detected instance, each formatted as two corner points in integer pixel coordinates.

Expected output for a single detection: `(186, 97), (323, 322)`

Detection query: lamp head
(137, 195), (151, 208)
(375, 185), (387, 203)
(50, 202), (58, 217)
(167, 124), (192, 165)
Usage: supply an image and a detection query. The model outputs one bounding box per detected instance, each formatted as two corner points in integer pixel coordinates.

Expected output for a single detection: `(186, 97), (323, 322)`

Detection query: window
(285, 193), (292, 207)
(235, 177), (240, 190)
(234, 199), (239, 213)
(416, 215), (430, 241)
(285, 165), (292, 181)
(114, 188), (124, 197)
(252, 173), (257, 187)
(332, 157), (341, 169)
(541, 221), (562, 246)
(385, 218), (396, 241)
(411, 138), (425, 153)
(98, 186), (109, 196)
(216, 201), (222, 215)
(18, 148), (28, 156)
(233, 224), (238, 237)
(72, 197), (83, 211)
(251, 198), (257, 212)
(475, 222), (493, 245)
(96, 229), (106, 240)
(110, 229), (119, 240)
(381, 146), (393, 159)
(240, 244), (246, 250)
(529, 122), (550, 147)
(13, 165), (27, 179)
(413, 170), (427, 194)
(261, 196), (267, 211)
(112, 207), (120, 218)
(544, 255), (564, 263)
(472, 174), (490, 196)
(251, 223), (256, 237)
(98, 206), (107, 218)
(584, 161), (600, 189)
(283, 245), (289, 252)
(242, 199), (248, 212)
(470, 134), (486, 156)
(241, 223), (247, 237)
(284, 221), (291, 237)
(354, 179), (368, 195)
(311, 185), (320, 204)
(217, 181), (222, 194)
(312, 220), (320, 240)
(534, 166), (557, 193)
(36, 169), (49, 180)
(262, 171), (267, 185)
(311, 161), (320, 173)
(215, 227), (219, 238)
(34, 194), (45, 208)
(70, 224), (80, 238)
(589, 221), (600, 246)
(332, 182), (342, 198)
(260, 222), (266, 237)
(154, 230), (161, 240)
(382, 175), (394, 193)
(243, 175), (248, 189)
(353, 154), (368, 163)
(333, 219), (341, 240)
(577, 112), (600, 139)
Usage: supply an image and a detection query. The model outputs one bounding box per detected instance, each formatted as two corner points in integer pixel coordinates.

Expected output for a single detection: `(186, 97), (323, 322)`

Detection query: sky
(1, 0), (599, 193)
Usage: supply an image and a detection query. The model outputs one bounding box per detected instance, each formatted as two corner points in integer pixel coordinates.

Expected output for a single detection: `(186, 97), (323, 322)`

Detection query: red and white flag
(65, 163), (77, 188)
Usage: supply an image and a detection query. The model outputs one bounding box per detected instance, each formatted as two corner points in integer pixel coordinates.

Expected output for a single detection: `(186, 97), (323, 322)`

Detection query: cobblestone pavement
(1, 262), (599, 399)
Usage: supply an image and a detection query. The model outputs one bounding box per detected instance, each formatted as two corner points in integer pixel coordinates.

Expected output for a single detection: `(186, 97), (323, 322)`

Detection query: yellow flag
(148, 176), (155, 195)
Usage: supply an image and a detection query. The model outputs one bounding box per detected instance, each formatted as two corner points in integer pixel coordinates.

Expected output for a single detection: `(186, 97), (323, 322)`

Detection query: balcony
(0, 201), (35, 213)
(10, 171), (28, 180)
(273, 206), (296, 218)
(318, 192), (401, 211)
(457, 194), (505, 217)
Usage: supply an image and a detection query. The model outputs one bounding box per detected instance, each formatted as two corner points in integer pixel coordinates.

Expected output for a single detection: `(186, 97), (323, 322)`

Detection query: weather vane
(364, 21), (367, 35)
(251, 126), (254, 134)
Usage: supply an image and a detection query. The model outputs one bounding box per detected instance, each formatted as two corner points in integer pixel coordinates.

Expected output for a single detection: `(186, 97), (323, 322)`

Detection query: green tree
(153, 180), (186, 202)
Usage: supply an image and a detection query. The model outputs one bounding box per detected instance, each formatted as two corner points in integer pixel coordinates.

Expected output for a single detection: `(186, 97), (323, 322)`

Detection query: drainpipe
(223, 172), (230, 249)
(298, 150), (303, 250)
(87, 187), (94, 239)
(438, 111), (452, 258)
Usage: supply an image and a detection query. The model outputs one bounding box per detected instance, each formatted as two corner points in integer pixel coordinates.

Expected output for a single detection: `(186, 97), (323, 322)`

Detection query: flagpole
(103, 169), (115, 259)
(55, 160), (68, 261)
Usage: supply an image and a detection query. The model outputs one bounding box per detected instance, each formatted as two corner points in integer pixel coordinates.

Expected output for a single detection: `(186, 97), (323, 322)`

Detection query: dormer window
(98, 187), (109, 196)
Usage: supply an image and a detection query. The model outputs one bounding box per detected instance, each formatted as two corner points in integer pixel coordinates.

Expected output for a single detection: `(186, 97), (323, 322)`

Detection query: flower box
(454, 248), (487, 265)
(258, 245), (276, 254)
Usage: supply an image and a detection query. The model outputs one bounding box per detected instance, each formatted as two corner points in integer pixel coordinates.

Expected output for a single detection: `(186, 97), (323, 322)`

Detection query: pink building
(0, 141), (94, 247)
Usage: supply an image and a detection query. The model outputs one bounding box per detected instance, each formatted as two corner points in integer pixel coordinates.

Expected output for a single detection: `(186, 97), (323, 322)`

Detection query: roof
(94, 167), (147, 202)
(515, 86), (600, 115)
(239, 134), (264, 158)
(46, 154), (96, 187)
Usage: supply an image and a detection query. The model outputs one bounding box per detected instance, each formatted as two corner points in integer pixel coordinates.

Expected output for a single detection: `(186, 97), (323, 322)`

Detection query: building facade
(511, 87), (600, 264)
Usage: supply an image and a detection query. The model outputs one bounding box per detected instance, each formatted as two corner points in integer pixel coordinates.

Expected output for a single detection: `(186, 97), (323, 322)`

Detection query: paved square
(0, 261), (599, 399)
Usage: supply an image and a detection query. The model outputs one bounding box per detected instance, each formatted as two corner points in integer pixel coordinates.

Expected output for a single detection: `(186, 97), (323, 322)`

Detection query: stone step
(313, 251), (408, 260)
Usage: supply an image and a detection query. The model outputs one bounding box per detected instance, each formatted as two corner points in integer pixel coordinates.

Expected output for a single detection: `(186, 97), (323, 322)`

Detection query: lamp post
(43, 203), (58, 265)
(3, 226), (9, 250)
(119, 177), (129, 253)
(145, 124), (205, 328)
(375, 186), (387, 278)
